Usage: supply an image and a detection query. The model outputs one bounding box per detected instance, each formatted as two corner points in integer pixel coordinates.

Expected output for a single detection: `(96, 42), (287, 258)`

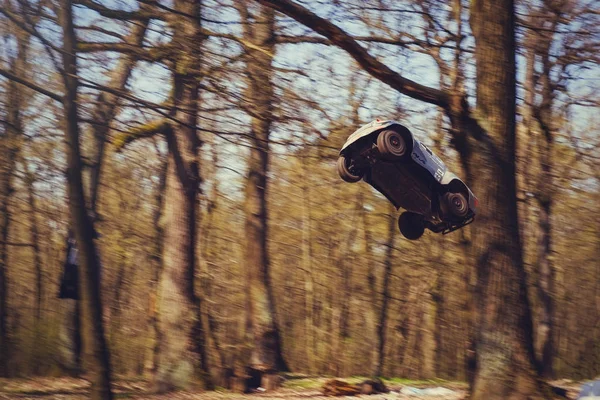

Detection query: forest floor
(0, 376), (583, 400)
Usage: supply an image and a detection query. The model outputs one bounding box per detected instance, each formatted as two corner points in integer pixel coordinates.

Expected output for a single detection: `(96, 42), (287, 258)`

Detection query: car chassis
(337, 119), (478, 240)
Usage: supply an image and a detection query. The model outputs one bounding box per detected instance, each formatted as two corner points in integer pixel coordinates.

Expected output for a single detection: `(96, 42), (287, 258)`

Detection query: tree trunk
(62, 15), (149, 378)
(155, 146), (211, 390)
(334, 204), (360, 376)
(198, 134), (227, 382)
(24, 169), (43, 324)
(360, 193), (378, 374)
(519, 12), (558, 379)
(468, 0), (547, 398)
(375, 204), (395, 377)
(535, 161), (554, 380)
(60, 1), (113, 398)
(533, 21), (557, 380)
(397, 281), (418, 375)
(518, 26), (538, 241)
(0, 71), (18, 380)
(0, 117), (16, 379)
(153, 0), (212, 391)
(300, 153), (315, 374)
(433, 248), (446, 378)
(146, 150), (166, 376)
(242, 3), (288, 375)
(24, 164), (44, 374)
(0, 17), (31, 377)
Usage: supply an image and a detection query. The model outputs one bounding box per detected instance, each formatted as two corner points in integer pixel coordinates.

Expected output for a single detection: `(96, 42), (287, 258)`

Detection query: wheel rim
(447, 193), (468, 217)
(345, 158), (357, 174)
(379, 131), (406, 157)
(344, 157), (361, 176)
(337, 156), (362, 182)
(388, 134), (405, 155)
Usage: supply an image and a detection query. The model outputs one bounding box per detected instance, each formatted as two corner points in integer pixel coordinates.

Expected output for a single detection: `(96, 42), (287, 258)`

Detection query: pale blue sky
(3, 0), (599, 202)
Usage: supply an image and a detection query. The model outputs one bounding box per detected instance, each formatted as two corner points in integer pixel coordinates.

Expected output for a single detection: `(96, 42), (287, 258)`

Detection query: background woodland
(0, 0), (599, 398)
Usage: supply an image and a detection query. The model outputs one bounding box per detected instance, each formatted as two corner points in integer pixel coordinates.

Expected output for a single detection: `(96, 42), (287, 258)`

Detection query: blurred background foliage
(0, 0), (599, 395)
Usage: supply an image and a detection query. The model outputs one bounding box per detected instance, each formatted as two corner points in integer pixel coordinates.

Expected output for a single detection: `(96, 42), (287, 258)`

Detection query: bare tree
(0, 0), (38, 376)
(0, 19), (23, 378)
(238, 1), (288, 386)
(60, 0), (113, 398)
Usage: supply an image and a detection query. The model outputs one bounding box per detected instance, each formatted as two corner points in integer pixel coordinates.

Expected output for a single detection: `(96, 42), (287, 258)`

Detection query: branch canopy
(255, 0), (449, 108)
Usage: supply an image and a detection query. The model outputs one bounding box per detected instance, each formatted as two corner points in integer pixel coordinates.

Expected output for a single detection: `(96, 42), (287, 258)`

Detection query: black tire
(337, 155), (362, 183)
(398, 212), (425, 240)
(377, 129), (407, 160)
(443, 192), (469, 218)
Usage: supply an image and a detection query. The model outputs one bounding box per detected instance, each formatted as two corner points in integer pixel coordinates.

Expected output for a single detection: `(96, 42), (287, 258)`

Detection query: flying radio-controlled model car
(337, 119), (478, 240)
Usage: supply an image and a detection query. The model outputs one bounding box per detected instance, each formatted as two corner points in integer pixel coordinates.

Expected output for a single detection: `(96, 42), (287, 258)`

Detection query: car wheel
(443, 192), (469, 218)
(377, 129), (407, 160)
(337, 155), (362, 183)
(398, 212), (425, 240)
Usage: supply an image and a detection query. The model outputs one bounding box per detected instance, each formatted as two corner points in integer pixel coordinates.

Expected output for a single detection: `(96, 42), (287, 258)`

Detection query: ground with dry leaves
(0, 376), (584, 400)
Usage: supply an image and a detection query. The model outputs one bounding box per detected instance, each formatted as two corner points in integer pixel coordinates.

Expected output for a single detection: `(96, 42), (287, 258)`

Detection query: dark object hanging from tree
(58, 234), (79, 300)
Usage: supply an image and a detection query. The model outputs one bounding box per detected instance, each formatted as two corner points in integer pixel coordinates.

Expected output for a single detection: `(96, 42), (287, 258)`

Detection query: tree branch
(0, 68), (63, 102)
(114, 119), (194, 189)
(113, 119), (172, 151)
(255, 0), (449, 108)
(73, 0), (161, 21)
(77, 42), (174, 62)
(276, 34), (469, 52)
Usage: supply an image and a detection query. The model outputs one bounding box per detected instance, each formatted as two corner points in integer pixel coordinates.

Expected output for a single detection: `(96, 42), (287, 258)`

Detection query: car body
(577, 380), (600, 399)
(337, 119), (477, 239)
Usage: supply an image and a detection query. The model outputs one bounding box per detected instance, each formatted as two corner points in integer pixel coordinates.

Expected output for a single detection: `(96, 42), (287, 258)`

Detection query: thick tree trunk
(242, 4), (287, 376)
(243, 138), (287, 372)
(0, 22), (30, 377)
(375, 204), (395, 377)
(153, 0), (212, 391)
(468, 0), (547, 398)
(61, 16), (149, 378)
(154, 149), (206, 390)
(519, 13), (557, 379)
(0, 80), (18, 380)
(60, 1), (113, 398)
(0, 121), (16, 379)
